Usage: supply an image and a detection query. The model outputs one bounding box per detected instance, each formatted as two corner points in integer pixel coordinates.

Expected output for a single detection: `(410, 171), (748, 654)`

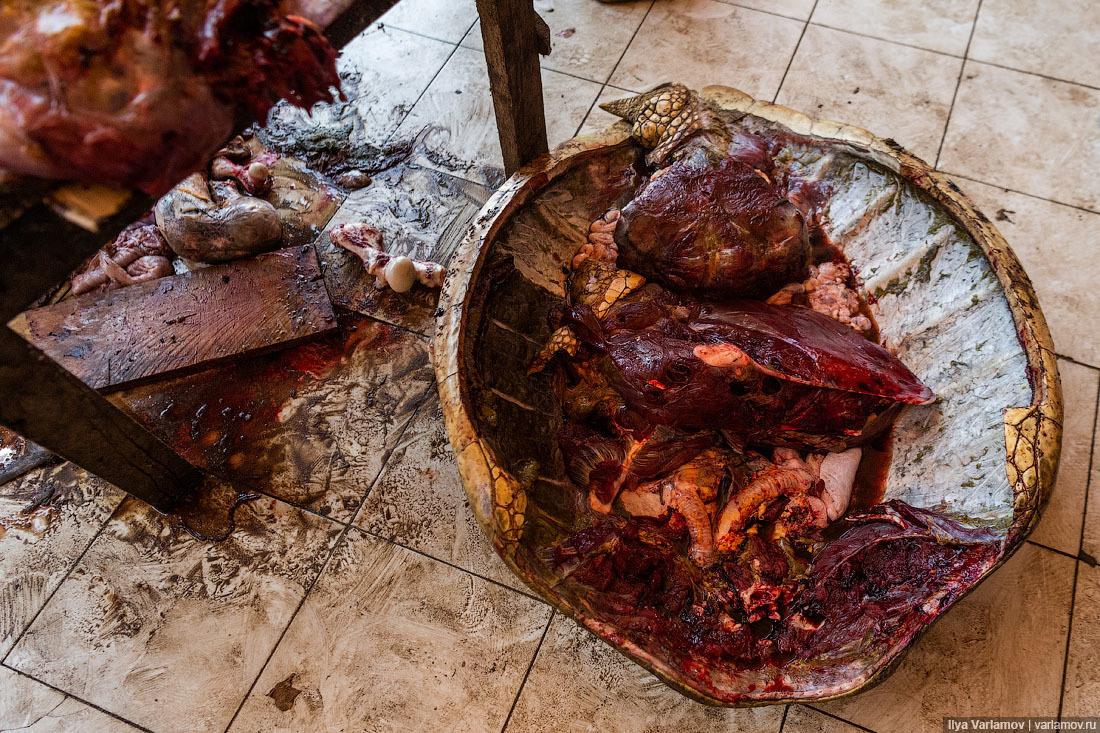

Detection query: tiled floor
(2, 1), (1099, 731)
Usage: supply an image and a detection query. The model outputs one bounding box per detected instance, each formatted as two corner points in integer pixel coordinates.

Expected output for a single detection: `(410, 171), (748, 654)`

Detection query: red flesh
(0, 1), (341, 194)
(567, 296), (932, 451)
(551, 502), (1000, 677)
(615, 157), (811, 298)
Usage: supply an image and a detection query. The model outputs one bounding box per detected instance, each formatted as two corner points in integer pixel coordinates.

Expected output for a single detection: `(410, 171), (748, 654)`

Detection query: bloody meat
(0, 0), (344, 193)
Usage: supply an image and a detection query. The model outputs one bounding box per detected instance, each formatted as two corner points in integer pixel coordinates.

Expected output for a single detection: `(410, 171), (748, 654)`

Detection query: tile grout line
(378, 14), (1100, 218)
(573, 0), (657, 138)
(933, 0), (983, 169)
(1058, 560), (1082, 721)
(712, 0), (808, 23)
(1057, 354), (1100, 373)
(201, 319), (437, 528)
(1027, 539), (1089, 564)
(220, 521), (356, 733)
(344, 392), (433, 528)
(541, 65), (618, 90)
(1077, 364), (1100, 560)
(381, 22), (472, 48)
(808, 20), (966, 59)
(454, 39), (635, 93)
(499, 609), (555, 733)
(0, 348), (432, 725)
(944, 170), (1100, 218)
(806, 703), (878, 732)
(380, 18), (479, 150)
(220, 394), (430, 733)
(771, 0), (821, 104)
(1058, 371), (1100, 718)
(247, 377), (436, 530)
(729, 1), (1100, 95)
(971, 57), (1100, 94)
(0, 491), (124, 668)
(1, 662), (156, 733)
(357, 525), (548, 605)
(387, 3), (1100, 127)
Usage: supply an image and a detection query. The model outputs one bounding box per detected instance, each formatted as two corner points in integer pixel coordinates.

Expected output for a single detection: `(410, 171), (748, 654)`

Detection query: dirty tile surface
(317, 164), (491, 335)
(0, 465), (123, 657)
(723, 0), (815, 21)
(938, 61), (1100, 210)
(969, 0), (1100, 88)
(783, 705), (866, 732)
(776, 24), (962, 162)
(5, 2), (1100, 731)
(609, 0), (804, 97)
(1084, 427), (1100, 559)
(394, 46), (603, 186)
(1063, 561), (1100, 717)
(577, 85), (636, 135)
(379, 0), (479, 43)
(506, 614), (785, 732)
(463, 0), (652, 82)
(265, 25), (455, 150)
(812, 0), (979, 56)
(227, 530), (551, 733)
(0, 665), (141, 733)
(356, 395), (525, 591)
(116, 316), (434, 524)
(5, 497), (343, 733)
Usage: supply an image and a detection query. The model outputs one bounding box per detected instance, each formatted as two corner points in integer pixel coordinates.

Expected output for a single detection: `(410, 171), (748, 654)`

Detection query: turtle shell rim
(430, 84), (1063, 707)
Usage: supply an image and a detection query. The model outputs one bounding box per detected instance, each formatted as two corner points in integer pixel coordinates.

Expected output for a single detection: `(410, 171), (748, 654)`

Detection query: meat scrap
(210, 140), (278, 196)
(0, 1), (346, 193)
(767, 261), (872, 334)
(560, 422), (714, 514)
(155, 173), (283, 263)
(714, 449), (819, 552)
(618, 447), (732, 567)
(71, 218), (174, 295)
(714, 446), (861, 551)
(329, 223), (446, 293)
(614, 157), (811, 299)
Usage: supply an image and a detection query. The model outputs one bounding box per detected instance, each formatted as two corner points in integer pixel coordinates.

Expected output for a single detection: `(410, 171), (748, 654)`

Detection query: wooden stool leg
(476, 0), (551, 175)
(0, 198), (201, 508)
(0, 326), (201, 509)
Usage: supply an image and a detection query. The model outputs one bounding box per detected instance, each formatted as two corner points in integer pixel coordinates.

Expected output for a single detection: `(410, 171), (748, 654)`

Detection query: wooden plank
(475, 0), (550, 175)
(0, 326), (201, 509)
(18, 246), (337, 392)
(323, 0), (402, 48)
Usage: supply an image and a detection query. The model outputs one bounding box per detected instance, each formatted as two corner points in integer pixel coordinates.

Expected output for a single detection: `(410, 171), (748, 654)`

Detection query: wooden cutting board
(14, 245), (337, 391)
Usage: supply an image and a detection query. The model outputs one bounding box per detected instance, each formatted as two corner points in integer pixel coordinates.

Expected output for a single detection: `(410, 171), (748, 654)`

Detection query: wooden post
(475, 0), (551, 175)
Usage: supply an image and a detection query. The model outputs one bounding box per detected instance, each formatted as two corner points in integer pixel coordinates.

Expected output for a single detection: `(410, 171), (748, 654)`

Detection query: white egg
(385, 256), (417, 293)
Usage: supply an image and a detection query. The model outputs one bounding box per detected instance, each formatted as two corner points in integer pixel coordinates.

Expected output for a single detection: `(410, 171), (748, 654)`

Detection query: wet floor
(2, 1), (1099, 731)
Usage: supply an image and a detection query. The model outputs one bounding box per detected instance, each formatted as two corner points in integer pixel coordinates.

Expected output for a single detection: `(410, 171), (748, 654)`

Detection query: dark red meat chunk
(614, 157), (811, 298)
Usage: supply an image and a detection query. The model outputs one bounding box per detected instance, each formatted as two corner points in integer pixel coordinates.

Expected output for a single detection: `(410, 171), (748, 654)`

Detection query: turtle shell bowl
(430, 85), (1062, 705)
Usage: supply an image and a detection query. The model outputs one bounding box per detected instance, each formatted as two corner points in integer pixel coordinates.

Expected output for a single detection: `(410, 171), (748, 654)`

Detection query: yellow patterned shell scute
(602, 84), (702, 162)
